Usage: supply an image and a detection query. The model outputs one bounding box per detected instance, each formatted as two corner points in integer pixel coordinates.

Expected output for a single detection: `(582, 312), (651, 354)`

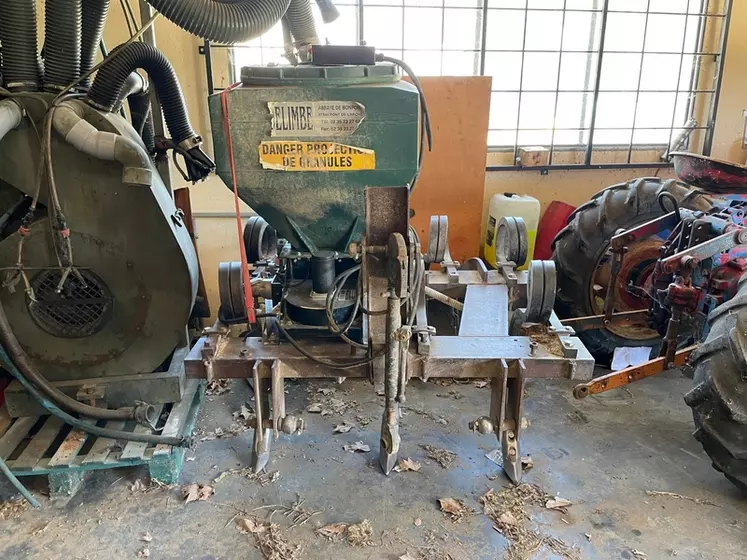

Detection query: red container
(534, 201), (576, 260)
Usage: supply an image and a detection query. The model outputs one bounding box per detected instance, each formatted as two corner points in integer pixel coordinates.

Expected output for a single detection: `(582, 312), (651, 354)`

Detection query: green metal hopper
(209, 63), (420, 253)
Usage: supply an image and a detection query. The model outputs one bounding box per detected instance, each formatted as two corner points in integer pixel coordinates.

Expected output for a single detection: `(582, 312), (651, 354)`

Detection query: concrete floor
(1, 369), (746, 559)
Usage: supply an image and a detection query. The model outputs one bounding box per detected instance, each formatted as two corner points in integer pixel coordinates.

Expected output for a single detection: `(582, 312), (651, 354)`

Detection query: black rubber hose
(0, 344), (192, 447)
(129, 89), (156, 154)
(80, 0), (111, 90)
(285, 0), (319, 46)
(0, 299), (140, 422)
(143, 0), (292, 44)
(0, 0), (42, 91)
(87, 42), (194, 144)
(44, 0), (83, 90)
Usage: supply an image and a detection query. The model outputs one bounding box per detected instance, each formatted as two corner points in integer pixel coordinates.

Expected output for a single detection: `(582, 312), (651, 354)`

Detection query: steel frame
(185, 203), (594, 483)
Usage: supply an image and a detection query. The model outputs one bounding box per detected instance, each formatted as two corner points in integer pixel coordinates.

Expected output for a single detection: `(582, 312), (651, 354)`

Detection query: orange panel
(407, 76), (492, 263)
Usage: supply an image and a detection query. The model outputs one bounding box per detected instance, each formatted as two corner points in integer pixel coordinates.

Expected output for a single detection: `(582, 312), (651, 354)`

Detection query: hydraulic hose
(80, 0), (111, 89)
(0, 343), (192, 447)
(44, 0), (83, 91)
(0, 0), (42, 91)
(142, 0), (292, 44)
(0, 298), (151, 423)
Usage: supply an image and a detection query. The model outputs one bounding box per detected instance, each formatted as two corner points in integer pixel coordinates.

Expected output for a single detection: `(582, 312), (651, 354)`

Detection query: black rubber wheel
(243, 216), (278, 263)
(685, 276), (747, 491)
(551, 177), (711, 365)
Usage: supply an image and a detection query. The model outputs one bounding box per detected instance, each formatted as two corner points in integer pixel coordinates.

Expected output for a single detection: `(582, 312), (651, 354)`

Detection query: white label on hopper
(268, 101), (365, 137)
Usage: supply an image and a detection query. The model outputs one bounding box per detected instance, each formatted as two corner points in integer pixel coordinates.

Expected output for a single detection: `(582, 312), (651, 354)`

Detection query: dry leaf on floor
(333, 422), (354, 434)
(393, 458), (422, 473)
(585, 533), (592, 541)
(413, 518), (422, 527)
(545, 498), (573, 511)
(237, 517), (267, 534)
(306, 403), (323, 413)
(631, 550), (647, 559)
(318, 388), (336, 395)
(136, 548), (150, 558)
(181, 483), (214, 504)
(141, 532), (153, 543)
(206, 379), (231, 396)
(355, 415), (371, 426)
(438, 498), (469, 522)
(0, 499), (28, 520)
(232, 404), (254, 421)
(130, 479), (146, 492)
(347, 519), (374, 546)
(236, 517), (302, 560)
(420, 444), (457, 469)
(343, 441), (370, 453)
(399, 554), (417, 560)
(521, 455), (534, 471)
(316, 522), (348, 540)
(474, 380), (489, 388)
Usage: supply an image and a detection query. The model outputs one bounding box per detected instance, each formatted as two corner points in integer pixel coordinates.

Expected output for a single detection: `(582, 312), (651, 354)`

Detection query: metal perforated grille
(28, 269), (112, 338)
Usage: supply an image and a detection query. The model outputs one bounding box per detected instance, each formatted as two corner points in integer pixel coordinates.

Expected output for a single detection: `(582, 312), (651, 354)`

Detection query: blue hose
(0, 454), (39, 508)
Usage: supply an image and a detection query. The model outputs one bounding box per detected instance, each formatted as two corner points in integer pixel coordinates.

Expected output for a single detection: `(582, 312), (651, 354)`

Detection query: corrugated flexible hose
(44, 0), (83, 90)
(0, 0), (42, 90)
(143, 0), (293, 44)
(86, 42), (195, 144)
(80, 0), (111, 89)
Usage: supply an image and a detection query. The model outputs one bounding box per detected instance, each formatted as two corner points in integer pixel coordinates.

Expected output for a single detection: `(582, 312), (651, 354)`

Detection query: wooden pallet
(0, 379), (204, 499)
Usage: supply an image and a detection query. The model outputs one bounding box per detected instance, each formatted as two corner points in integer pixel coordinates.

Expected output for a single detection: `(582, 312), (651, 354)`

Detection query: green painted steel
(209, 64), (420, 252)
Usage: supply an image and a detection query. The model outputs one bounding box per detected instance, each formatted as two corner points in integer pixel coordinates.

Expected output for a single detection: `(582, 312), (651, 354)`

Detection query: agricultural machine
(552, 152), (747, 490)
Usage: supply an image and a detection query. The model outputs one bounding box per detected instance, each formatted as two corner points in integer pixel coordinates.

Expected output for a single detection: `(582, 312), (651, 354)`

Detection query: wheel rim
(589, 238), (663, 341)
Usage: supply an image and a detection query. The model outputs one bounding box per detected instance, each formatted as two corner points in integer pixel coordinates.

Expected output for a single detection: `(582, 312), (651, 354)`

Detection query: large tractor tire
(552, 177), (711, 365)
(685, 277), (747, 490)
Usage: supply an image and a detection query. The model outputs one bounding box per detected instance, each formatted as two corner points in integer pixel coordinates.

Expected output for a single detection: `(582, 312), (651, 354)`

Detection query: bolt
(506, 430), (515, 440)
(529, 341), (538, 356)
(508, 447), (517, 458)
(240, 348), (248, 357)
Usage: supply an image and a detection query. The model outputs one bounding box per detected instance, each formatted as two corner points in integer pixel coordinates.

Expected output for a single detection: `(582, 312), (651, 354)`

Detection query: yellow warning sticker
(258, 141), (375, 172)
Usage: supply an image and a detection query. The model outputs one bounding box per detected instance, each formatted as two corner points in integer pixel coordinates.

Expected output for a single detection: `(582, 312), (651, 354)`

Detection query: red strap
(220, 83), (256, 324)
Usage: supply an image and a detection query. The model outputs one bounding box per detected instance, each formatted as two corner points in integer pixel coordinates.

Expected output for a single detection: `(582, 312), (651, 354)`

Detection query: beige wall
(50, 1), (747, 315)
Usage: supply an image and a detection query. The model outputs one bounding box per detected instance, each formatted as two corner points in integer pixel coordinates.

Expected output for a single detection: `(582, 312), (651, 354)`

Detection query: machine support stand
(251, 361), (273, 472)
(380, 292), (403, 475)
(492, 360), (527, 484)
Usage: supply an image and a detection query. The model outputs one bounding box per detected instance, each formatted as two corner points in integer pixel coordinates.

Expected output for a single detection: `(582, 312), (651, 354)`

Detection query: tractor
(552, 152), (747, 490)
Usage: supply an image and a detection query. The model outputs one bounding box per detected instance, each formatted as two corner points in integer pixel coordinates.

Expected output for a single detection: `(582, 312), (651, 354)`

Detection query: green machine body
(208, 63), (420, 253)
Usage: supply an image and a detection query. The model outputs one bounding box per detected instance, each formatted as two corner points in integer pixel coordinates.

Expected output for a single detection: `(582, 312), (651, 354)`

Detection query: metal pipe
(0, 455), (39, 508)
(424, 286), (464, 311)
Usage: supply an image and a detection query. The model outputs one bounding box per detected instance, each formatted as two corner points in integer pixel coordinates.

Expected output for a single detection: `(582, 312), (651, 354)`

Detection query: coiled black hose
(143, 0), (292, 44)
(44, 0), (83, 90)
(80, 0), (111, 89)
(285, 0), (319, 46)
(87, 42), (194, 144)
(0, 0), (41, 90)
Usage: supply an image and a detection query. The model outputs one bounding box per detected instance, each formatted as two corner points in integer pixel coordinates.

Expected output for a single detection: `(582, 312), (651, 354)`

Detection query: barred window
(206, 0), (732, 168)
